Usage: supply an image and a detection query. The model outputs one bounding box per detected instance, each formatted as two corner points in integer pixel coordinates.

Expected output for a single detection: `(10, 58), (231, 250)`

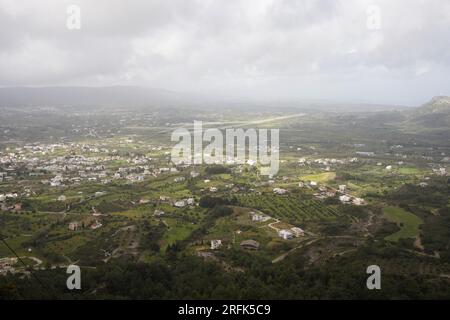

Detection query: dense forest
(2, 241), (450, 300)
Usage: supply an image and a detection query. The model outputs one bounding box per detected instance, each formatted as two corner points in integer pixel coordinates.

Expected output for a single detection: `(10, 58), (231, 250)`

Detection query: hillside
(406, 96), (450, 128)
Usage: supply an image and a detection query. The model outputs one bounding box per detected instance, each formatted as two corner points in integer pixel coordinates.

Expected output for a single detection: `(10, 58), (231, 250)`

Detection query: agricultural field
(233, 194), (355, 224)
(383, 206), (423, 242)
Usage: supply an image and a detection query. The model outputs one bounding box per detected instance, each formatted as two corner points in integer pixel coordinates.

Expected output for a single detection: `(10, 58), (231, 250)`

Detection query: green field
(383, 206), (423, 242)
(159, 217), (197, 252)
(300, 172), (336, 182)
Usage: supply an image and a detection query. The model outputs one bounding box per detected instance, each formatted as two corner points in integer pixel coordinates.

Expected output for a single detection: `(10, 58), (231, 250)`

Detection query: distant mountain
(0, 86), (209, 109)
(0, 86), (406, 112)
(406, 96), (450, 128)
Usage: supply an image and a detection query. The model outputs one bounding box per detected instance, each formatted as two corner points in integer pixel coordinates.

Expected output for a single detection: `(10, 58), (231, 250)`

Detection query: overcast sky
(1, 0), (449, 105)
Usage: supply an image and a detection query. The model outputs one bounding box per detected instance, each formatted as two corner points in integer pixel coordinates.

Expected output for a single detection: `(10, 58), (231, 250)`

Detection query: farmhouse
(68, 222), (79, 231)
(139, 198), (150, 204)
(240, 239), (260, 250)
(174, 200), (187, 208)
(174, 176), (185, 182)
(210, 239), (222, 250)
(90, 220), (103, 230)
(352, 197), (366, 206)
(278, 229), (294, 240)
(339, 195), (351, 203)
(250, 212), (270, 222)
(273, 188), (287, 195)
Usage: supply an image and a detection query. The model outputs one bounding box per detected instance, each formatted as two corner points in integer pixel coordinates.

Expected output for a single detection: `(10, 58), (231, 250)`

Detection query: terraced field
(233, 194), (355, 224)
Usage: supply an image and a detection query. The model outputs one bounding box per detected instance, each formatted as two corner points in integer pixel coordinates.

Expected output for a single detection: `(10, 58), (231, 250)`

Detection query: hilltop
(406, 96), (450, 128)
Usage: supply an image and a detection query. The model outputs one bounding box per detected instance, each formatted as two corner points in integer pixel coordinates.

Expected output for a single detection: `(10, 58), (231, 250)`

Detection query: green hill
(406, 96), (450, 128)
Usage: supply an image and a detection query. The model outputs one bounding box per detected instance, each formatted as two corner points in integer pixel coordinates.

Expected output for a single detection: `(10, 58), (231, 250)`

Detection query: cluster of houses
(312, 185), (337, 199)
(433, 167), (448, 176)
(249, 212), (305, 240)
(0, 142), (188, 188)
(0, 193), (23, 212)
(298, 157), (358, 170)
(158, 195), (196, 208)
(304, 181), (366, 206)
(209, 239), (261, 251)
(206, 210), (306, 253)
(337, 184), (366, 205)
(0, 192), (18, 201)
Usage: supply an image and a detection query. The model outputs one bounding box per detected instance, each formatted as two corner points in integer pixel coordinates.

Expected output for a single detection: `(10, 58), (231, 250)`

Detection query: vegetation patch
(383, 206), (423, 242)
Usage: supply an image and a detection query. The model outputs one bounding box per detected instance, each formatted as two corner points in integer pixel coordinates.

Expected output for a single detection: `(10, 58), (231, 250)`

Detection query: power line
(0, 234), (51, 295)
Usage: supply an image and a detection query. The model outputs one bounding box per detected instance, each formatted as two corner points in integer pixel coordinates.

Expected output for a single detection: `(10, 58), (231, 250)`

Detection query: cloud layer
(1, 0), (450, 105)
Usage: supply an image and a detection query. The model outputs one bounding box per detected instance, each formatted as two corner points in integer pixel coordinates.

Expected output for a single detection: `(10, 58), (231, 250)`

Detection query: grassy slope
(383, 206), (423, 242)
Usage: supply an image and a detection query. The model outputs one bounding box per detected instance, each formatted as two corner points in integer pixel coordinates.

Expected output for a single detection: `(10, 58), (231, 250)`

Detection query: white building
(174, 200), (187, 208)
(154, 209), (165, 216)
(210, 239), (222, 250)
(250, 212), (270, 222)
(278, 229), (294, 240)
(339, 195), (351, 203)
(273, 188), (287, 195)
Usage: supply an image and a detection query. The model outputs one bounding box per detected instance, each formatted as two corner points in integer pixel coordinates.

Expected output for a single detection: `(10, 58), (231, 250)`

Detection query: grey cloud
(0, 0), (449, 105)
